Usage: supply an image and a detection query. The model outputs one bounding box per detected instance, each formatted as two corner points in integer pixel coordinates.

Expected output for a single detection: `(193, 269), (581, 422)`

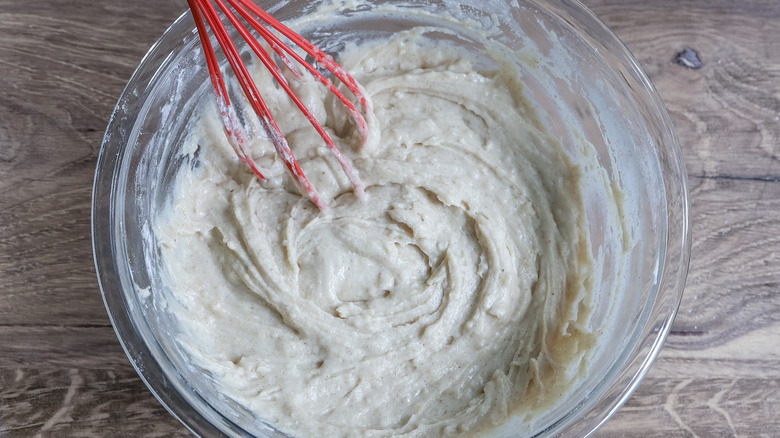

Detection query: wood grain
(0, 368), (190, 437)
(1, 0), (779, 436)
(0, 1), (191, 436)
(585, 1), (780, 436)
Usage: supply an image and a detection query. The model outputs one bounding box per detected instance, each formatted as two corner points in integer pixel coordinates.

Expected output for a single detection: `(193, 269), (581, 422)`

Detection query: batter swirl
(156, 27), (598, 438)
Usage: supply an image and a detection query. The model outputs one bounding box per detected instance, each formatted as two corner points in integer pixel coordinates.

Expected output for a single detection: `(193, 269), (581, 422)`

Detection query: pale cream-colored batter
(155, 25), (602, 438)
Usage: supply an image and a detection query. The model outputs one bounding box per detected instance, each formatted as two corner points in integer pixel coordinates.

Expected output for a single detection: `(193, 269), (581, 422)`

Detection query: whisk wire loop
(187, 0), (371, 209)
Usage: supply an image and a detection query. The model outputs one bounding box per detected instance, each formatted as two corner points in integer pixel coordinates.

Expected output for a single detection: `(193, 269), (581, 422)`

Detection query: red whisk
(187, 0), (371, 210)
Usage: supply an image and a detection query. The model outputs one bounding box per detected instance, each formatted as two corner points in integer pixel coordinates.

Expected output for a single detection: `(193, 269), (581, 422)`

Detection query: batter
(155, 25), (602, 437)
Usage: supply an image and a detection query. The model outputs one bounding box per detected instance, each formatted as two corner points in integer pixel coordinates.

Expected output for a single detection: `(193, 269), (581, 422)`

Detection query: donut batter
(155, 25), (603, 438)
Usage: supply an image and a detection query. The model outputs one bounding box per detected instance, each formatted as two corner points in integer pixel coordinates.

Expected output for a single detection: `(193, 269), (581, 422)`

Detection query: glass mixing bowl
(92, 0), (690, 436)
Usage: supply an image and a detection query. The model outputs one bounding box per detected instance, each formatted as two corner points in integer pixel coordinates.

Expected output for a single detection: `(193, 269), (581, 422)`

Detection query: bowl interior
(93, 0), (689, 436)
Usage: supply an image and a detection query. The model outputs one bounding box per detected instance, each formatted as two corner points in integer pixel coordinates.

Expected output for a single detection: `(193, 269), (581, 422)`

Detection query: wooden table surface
(1, 0), (779, 436)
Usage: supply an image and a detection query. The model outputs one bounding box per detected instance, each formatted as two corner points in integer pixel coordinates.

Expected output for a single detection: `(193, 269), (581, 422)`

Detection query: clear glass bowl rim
(91, 0), (691, 436)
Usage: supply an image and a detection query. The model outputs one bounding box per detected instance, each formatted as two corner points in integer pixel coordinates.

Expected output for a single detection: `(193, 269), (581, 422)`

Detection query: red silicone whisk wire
(189, 0), (268, 181)
(187, 0), (372, 209)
